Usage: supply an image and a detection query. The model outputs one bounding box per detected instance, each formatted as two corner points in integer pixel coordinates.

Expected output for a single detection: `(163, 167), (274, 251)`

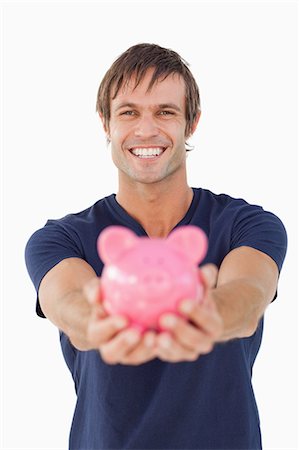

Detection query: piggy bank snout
(141, 269), (171, 292)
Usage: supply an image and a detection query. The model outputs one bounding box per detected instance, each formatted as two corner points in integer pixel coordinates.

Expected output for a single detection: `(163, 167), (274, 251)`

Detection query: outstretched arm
(39, 246), (279, 365)
(156, 246), (279, 362)
(38, 257), (157, 364)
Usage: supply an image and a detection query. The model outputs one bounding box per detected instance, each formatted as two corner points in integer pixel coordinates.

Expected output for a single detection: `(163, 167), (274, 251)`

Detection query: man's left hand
(156, 264), (223, 363)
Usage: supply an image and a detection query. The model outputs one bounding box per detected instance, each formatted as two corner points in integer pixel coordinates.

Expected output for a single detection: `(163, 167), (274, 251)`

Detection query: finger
(179, 301), (223, 340)
(87, 315), (129, 347)
(120, 331), (157, 365)
(100, 328), (142, 365)
(83, 277), (102, 304)
(84, 279), (109, 319)
(200, 264), (218, 289)
(159, 314), (214, 354)
(156, 332), (199, 363)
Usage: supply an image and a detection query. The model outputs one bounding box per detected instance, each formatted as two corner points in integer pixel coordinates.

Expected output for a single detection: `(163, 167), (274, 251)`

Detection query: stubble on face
(107, 70), (190, 187)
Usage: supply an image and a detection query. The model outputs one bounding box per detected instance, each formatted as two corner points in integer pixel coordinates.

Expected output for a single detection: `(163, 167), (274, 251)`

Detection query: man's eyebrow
(114, 102), (182, 112)
(158, 103), (182, 112)
(114, 102), (136, 111)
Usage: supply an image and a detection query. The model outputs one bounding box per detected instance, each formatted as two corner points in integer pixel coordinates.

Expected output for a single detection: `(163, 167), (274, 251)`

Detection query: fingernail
(115, 317), (128, 329)
(144, 334), (155, 348)
(160, 335), (172, 348)
(179, 300), (193, 314)
(160, 315), (177, 328)
(84, 279), (101, 303)
(126, 331), (140, 344)
(201, 264), (218, 285)
(84, 286), (98, 303)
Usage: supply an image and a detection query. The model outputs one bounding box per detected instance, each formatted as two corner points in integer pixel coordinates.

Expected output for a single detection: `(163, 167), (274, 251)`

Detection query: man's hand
(84, 265), (222, 365)
(156, 264), (223, 363)
(84, 278), (157, 366)
(41, 246), (278, 365)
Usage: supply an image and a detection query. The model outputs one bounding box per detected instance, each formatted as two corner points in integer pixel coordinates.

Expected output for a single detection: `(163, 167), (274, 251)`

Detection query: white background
(1, 1), (298, 449)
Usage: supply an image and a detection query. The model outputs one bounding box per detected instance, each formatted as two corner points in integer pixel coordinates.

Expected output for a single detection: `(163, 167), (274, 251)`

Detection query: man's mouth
(129, 147), (166, 159)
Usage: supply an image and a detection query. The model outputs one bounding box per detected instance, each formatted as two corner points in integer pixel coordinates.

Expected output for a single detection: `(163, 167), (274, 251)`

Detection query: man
(25, 43), (287, 449)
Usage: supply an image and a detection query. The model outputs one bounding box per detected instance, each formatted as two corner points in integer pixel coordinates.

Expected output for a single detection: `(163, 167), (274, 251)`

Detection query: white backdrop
(1, 1), (298, 449)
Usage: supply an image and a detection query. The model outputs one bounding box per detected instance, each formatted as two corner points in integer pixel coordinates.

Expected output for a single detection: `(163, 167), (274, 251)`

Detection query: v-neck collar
(105, 188), (201, 237)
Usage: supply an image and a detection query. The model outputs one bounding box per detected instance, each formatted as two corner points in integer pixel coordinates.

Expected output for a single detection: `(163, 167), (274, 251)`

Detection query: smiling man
(105, 67), (197, 238)
(25, 44), (287, 450)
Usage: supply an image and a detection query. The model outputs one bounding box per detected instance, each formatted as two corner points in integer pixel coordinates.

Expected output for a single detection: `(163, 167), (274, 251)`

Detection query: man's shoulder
(192, 186), (287, 234)
(194, 187), (252, 212)
(47, 194), (115, 228)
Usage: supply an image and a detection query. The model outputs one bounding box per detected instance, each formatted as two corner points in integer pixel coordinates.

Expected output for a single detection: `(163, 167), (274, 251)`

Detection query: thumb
(83, 277), (108, 319)
(83, 277), (102, 305)
(200, 264), (218, 289)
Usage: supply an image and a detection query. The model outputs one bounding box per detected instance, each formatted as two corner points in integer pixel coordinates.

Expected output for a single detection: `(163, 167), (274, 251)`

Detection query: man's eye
(121, 111), (135, 116)
(159, 111), (174, 116)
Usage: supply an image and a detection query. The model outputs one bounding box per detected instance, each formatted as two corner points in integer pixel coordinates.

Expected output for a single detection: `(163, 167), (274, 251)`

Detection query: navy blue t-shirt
(25, 188), (287, 450)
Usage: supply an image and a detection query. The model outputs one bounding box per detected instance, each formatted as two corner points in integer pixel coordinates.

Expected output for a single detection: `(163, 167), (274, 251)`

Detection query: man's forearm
(56, 289), (92, 350)
(38, 259), (100, 351)
(212, 278), (271, 341)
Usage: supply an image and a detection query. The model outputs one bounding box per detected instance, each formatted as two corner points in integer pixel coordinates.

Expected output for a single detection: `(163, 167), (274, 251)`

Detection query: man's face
(105, 69), (198, 186)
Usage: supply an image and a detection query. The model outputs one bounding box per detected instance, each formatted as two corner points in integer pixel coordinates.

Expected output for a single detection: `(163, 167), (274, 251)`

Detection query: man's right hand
(39, 258), (157, 366)
(83, 278), (158, 366)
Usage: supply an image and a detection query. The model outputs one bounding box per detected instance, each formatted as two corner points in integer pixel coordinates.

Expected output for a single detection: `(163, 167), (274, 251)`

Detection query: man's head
(96, 43), (201, 141)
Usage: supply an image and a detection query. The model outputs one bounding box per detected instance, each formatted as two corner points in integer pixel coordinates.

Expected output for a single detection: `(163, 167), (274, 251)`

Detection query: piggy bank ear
(167, 225), (208, 264)
(97, 226), (137, 264)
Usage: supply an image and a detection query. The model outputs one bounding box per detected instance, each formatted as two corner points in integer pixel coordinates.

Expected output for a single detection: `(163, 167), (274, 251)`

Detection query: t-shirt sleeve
(230, 204), (287, 272)
(25, 219), (84, 318)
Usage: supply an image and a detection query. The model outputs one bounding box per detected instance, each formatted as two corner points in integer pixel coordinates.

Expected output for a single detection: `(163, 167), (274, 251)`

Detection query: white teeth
(131, 147), (164, 158)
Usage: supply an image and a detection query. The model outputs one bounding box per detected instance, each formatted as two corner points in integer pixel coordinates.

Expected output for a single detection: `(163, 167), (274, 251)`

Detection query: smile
(129, 147), (166, 159)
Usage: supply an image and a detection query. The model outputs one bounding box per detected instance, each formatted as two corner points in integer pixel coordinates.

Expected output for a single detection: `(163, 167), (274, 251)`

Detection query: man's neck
(116, 181), (194, 238)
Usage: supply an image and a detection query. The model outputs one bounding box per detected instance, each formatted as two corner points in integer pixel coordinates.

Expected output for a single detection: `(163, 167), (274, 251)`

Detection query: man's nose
(134, 114), (159, 138)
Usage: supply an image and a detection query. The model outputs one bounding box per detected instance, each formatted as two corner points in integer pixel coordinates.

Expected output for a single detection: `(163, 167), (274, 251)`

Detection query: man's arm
(38, 257), (157, 364)
(39, 257), (100, 350)
(156, 246), (279, 362)
(212, 246), (278, 341)
(38, 246), (279, 364)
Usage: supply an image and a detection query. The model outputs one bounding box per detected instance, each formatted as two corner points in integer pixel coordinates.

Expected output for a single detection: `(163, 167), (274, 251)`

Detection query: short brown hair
(96, 43), (200, 139)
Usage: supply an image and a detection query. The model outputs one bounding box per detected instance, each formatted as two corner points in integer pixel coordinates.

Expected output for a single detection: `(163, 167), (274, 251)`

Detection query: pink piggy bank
(97, 225), (208, 331)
